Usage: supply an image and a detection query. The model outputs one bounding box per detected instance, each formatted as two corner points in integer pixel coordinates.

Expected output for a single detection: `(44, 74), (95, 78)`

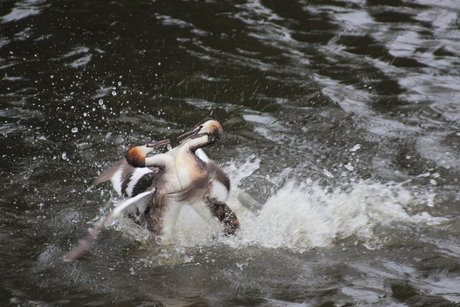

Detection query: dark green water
(1, 0), (460, 306)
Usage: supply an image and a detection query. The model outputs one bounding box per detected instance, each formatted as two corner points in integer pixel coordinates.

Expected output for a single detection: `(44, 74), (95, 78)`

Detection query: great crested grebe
(92, 139), (186, 235)
(66, 139), (173, 260)
(92, 139), (170, 199)
(66, 119), (239, 260)
(173, 118), (240, 235)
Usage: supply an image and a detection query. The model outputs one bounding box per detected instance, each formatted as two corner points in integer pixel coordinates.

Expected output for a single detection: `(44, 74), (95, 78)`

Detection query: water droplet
(111, 91), (117, 96)
(350, 144), (361, 152)
(98, 99), (104, 105)
(323, 169), (334, 178)
(71, 127), (78, 133)
(344, 163), (354, 171)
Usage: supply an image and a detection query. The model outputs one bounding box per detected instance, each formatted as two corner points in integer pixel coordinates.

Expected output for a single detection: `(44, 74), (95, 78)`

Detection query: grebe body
(69, 119), (239, 260)
(93, 140), (183, 237)
(174, 119), (240, 235)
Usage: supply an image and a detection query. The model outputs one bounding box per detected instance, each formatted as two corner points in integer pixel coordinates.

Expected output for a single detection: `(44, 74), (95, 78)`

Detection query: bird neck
(143, 153), (174, 169)
(182, 135), (210, 152)
(174, 137), (208, 188)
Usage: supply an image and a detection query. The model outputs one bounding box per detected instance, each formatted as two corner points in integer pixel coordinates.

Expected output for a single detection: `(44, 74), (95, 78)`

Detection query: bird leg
(203, 195), (240, 235)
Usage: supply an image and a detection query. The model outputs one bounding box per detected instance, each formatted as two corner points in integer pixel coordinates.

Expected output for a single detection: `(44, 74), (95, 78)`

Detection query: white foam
(112, 156), (447, 253)
(231, 180), (445, 252)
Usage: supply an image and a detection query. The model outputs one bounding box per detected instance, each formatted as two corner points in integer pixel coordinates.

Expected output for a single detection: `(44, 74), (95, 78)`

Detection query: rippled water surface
(2, 0), (460, 306)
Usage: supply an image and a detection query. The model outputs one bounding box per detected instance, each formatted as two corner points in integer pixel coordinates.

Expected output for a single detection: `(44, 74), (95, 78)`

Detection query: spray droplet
(344, 163), (354, 171)
(350, 144), (361, 152)
(71, 127), (78, 133)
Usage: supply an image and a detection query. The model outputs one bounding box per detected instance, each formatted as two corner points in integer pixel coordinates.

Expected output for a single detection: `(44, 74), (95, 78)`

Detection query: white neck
(144, 153), (174, 168)
(181, 135), (209, 152)
(174, 136), (209, 189)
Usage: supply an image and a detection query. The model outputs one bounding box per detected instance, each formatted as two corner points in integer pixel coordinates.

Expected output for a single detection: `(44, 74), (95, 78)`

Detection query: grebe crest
(179, 118), (223, 145)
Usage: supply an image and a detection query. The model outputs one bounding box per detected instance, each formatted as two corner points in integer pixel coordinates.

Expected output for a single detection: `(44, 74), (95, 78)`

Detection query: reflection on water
(1, 0), (460, 306)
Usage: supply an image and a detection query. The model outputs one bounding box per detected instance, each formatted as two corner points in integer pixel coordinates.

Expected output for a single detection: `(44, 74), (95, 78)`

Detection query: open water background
(1, 0), (460, 306)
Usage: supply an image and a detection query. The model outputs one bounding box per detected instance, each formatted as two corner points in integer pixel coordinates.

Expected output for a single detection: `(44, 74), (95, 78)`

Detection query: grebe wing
(195, 148), (209, 162)
(92, 159), (126, 187)
(174, 160), (230, 203)
(207, 160), (230, 202)
(65, 190), (153, 260)
(207, 160), (229, 189)
(195, 149), (229, 192)
(93, 158), (160, 198)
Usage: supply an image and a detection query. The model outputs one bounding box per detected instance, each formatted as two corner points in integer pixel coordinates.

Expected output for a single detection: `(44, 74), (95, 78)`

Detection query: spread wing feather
(174, 160), (230, 203)
(92, 159), (126, 187)
(65, 191), (153, 261)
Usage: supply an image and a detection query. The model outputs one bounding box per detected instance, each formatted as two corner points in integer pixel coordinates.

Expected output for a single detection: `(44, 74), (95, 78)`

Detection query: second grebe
(174, 118), (240, 235)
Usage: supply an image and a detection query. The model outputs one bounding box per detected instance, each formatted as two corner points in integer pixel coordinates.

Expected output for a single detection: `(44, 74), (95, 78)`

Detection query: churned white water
(112, 155), (446, 254)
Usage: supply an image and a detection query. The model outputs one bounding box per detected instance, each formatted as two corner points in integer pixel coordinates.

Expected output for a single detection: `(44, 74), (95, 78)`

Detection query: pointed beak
(178, 127), (200, 143)
(146, 139), (170, 148)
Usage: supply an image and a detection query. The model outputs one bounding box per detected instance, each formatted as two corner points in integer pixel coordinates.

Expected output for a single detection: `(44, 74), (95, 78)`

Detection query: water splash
(110, 155), (447, 257)
(256, 178), (448, 251)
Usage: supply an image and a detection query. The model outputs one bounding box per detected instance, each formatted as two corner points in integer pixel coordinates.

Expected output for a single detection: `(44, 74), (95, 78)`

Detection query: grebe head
(125, 139), (170, 167)
(178, 118), (223, 145)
